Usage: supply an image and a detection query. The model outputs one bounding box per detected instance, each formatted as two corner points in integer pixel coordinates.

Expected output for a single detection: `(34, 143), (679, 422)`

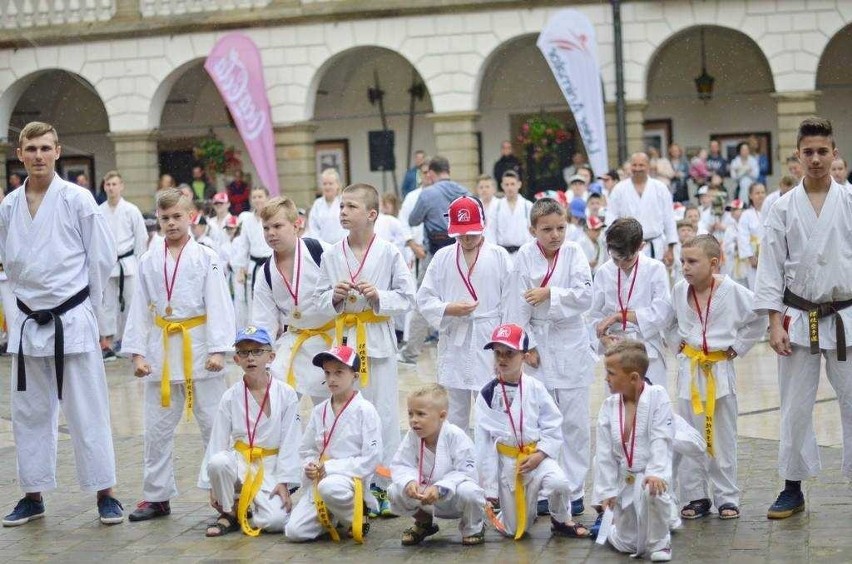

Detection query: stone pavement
(0, 347), (850, 563)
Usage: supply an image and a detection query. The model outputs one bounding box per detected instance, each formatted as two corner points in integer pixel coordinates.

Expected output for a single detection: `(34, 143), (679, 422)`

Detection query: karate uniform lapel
(788, 183), (840, 295)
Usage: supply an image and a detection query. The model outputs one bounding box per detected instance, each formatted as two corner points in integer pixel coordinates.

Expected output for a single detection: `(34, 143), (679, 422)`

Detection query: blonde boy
(200, 327), (301, 537)
(314, 183), (416, 514)
(285, 344), (382, 542)
(122, 188), (236, 522)
(389, 384), (486, 546)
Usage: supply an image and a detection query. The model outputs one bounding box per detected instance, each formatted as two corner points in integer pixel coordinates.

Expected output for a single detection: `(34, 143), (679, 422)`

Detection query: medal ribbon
(343, 234), (376, 285)
(236, 375), (273, 537)
(455, 241), (482, 301)
(163, 238), (189, 312)
(690, 277), (715, 355)
(320, 391), (358, 459)
(275, 241), (302, 309)
(536, 242), (560, 288)
(418, 439), (437, 489)
(618, 384), (644, 472)
(499, 377), (524, 448)
(617, 259), (639, 331)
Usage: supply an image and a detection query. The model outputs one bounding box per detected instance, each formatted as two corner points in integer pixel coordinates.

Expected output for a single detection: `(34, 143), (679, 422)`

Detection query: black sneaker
(102, 348), (117, 362)
(128, 500), (171, 522)
(767, 489), (805, 519)
(536, 499), (550, 516)
(571, 497), (585, 516)
(2, 496), (45, 527)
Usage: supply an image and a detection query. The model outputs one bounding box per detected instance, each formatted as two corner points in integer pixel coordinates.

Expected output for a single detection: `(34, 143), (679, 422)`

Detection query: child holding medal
(415, 195), (512, 430)
(252, 197), (335, 405)
(315, 183), (416, 516)
(122, 188), (235, 522)
(505, 197), (595, 517)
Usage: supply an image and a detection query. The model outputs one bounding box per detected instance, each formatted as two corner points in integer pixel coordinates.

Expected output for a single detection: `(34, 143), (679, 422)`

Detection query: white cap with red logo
(446, 196), (485, 237)
(312, 344), (361, 372)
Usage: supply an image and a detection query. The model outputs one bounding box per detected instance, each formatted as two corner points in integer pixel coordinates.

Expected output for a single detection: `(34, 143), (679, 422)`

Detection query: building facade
(1, 0), (850, 209)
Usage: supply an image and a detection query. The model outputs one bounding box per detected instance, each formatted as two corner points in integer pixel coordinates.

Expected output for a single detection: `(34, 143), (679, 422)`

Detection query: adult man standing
(605, 152), (677, 265)
(706, 139), (729, 179)
(0, 122), (123, 526)
(400, 149), (426, 198)
(493, 140), (523, 190)
(399, 155), (468, 365)
(191, 165), (215, 201)
(754, 117), (852, 520)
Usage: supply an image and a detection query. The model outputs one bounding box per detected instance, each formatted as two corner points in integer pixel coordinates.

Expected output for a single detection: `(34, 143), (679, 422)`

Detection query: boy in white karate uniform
(285, 344), (383, 542)
(251, 197), (334, 405)
(122, 188), (236, 522)
(755, 117), (852, 519)
(99, 170), (147, 359)
(594, 340), (680, 562)
(589, 218), (673, 389)
(474, 323), (589, 540)
(231, 187), (272, 327)
(505, 197), (595, 515)
(720, 201), (747, 287)
(736, 182), (766, 290)
(201, 327), (301, 537)
(314, 183), (416, 515)
(389, 384), (486, 546)
(416, 195), (511, 429)
(672, 220), (696, 287)
(492, 171), (533, 255)
(668, 235), (764, 520)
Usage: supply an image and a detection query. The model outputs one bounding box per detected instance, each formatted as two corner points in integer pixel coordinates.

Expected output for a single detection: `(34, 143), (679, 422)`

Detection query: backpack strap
(302, 237), (324, 267)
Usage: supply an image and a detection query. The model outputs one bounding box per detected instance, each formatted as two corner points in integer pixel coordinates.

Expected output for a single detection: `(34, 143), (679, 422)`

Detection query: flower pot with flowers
(193, 135), (242, 189)
(517, 116), (573, 193)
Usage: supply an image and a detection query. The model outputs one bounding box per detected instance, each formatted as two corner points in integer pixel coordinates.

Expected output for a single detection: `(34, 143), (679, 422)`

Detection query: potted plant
(517, 115), (573, 193)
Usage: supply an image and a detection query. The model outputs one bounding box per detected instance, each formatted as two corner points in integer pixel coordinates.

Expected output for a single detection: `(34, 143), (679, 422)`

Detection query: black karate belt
(116, 248), (135, 312)
(783, 288), (852, 361)
(427, 231), (453, 256)
(644, 238), (657, 259)
(249, 254), (269, 300)
(16, 286), (91, 399)
(501, 245), (520, 254)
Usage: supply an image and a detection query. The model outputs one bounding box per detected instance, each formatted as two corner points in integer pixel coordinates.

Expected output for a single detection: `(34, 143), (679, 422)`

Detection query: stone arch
(2, 69), (112, 184)
(817, 23), (852, 157)
(644, 24), (778, 186)
(308, 45), (435, 189)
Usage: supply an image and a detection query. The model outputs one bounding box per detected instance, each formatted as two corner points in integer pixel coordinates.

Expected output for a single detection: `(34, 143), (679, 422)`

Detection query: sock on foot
(784, 480), (801, 493)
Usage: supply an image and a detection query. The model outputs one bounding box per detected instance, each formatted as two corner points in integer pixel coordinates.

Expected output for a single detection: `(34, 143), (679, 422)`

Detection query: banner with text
(205, 33), (280, 196)
(537, 10), (609, 177)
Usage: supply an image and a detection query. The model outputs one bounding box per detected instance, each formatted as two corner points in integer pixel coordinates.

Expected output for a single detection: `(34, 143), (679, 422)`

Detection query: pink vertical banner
(204, 33), (280, 196)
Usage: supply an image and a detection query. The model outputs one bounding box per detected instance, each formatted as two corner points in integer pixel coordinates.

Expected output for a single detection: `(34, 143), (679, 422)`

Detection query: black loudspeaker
(368, 130), (396, 171)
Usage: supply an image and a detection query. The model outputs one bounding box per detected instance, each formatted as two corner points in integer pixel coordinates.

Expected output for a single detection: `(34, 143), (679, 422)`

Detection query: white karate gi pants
(398, 253), (432, 362)
(778, 345), (852, 479)
(285, 475), (359, 541)
(99, 275), (135, 340)
(359, 356), (399, 483)
(206, 450), (290, 532)
(448, 388), (476, 432)
(609, 488), (676, 556)
(497, 457), (571, 536)
(678, 395), (739, 508)
(552, 387), (591, 502)
(142, 377), (226, 501)
(0, 280), (14, 344)
(233, 279), (248, 332)
(388, 480), (485, 536)
(646, 357), (668, 390)
(11, 351), (116, 492)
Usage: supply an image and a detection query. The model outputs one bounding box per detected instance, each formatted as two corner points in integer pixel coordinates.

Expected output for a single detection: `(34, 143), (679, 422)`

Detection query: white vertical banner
(537, 9), (609, 177)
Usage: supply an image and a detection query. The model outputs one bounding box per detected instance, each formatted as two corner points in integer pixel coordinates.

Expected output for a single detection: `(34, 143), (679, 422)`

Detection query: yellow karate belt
(286, 320), (335, 387)
(496, 441), (538, 540)
(750, 235), (760, 262)
(154, 314), (206, 420)
(312, 456), (366, 543)
(234, 440), (279, 537)
(334, 310), (390, 387)
(682, 344), (728, 458)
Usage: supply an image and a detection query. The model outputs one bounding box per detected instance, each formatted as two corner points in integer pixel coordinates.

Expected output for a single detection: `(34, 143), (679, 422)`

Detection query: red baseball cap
(484, 323), (529, 352)
(446, 196), (485, 236)
(213, 192), (229, 204)
(312, 344), (361, 372)
(225, 215), (239, 229)
(586, 215), (605, 230)
(726, 199), (744, 211)
(190, 212), (207, 226)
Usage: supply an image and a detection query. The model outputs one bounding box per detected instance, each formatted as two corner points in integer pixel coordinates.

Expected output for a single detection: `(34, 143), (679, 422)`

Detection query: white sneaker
(651, 547), (672, 562)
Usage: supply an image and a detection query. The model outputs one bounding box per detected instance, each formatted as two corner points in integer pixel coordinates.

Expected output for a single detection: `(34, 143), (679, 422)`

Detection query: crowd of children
(6, 117), (852, 563)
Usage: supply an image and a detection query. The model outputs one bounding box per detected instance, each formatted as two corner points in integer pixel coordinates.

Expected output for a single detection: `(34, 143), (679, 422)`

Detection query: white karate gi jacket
(391, 422), (479, 493)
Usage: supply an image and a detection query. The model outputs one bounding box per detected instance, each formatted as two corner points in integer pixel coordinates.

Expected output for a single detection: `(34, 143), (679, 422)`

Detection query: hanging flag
(205, 33), (280, 196)
(537, 9), (609, 177)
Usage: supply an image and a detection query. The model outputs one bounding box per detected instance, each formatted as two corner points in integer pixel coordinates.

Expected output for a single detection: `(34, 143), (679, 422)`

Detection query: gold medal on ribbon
(625, 473), (635, 485)
(292, 310), (302, 320)
(165, 305), (173, 316)
(347, 294), (358, 304)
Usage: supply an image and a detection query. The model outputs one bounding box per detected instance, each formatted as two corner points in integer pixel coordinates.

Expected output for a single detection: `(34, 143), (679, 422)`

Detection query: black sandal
(401, 520), (440, 546)
(680, 498), (712, 520)
(718, 503), (740, 520)
(550, 517), (591, 538)
(205, 513), (240, 537)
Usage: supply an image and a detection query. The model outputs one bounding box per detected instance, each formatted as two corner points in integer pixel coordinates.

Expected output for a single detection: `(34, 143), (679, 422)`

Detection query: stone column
(773, 91), (821, 171)
(0, 142), (13, 190)
(625, 100), (648, 158)
(109, 130), (159, 210)
(274, 122), (318, 209)
(604, 102), (619, 169)
(428, 111), (480, 189)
